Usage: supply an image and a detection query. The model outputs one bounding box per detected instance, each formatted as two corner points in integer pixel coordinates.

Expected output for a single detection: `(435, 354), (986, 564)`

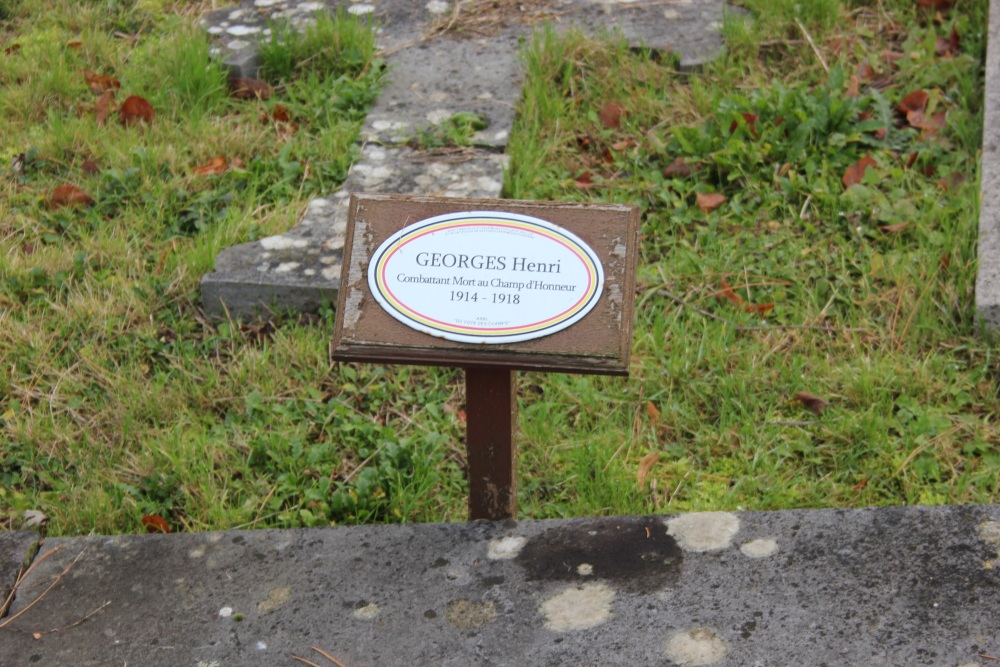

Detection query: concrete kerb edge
(977, 0), (1000, 328)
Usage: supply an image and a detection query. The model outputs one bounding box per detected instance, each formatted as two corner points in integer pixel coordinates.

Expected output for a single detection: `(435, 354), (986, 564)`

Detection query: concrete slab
(201, 145), (506, 318)
(1, 506), (998, 666)
(977, 0), (1000, 328)
(0, 531), (40, 615)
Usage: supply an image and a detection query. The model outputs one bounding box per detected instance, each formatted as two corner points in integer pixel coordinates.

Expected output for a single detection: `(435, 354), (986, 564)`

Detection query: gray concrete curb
(977, 0), (1000, 327)
(1, 505), (998, 666)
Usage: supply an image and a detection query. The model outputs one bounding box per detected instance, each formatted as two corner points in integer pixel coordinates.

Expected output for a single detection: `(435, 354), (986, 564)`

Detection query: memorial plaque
(333, 194), (640, 520)
(334, 194), (640, 375)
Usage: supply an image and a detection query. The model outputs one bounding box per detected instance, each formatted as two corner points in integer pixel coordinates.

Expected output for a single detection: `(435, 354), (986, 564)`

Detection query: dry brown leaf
(574, 171), (597, 190)
(192, 156), (229, 176)
(610, 139), (635, 151)
(878, 222), (910, 234)
(141, 515), (171, 533)
(94, 90), (116, 126)
(646, 401), (661, 422)
(916, 0), (953, 10)
(897, 89), (929, 115)
(83, 69), (120, 93)
(842, 154), (876, 189)
(846, 75), (860, 99)
(935, 172), (966, 191)
(793, 391), (829, 416)
(663, 157), (694, 179)
(936, 26), (960, 56)
(745, 302), (775, 315)
(598, 101), (626, 129)
(717, 277), (744, 307)
(229, 76), (272, 100)
(4, 43), (21, 55)
(82, 160), (100, 175)
(49, 184), (94, 209)
(637, 452), (659, 492)
(119, 95), (154, 126)
(728, 112), (759, 138)
(66, 39), (83, 50)
(696, 192), (726, 213)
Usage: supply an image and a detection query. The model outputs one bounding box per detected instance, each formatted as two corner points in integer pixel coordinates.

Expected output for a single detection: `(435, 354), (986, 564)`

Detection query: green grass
(1, 0), (997, 536)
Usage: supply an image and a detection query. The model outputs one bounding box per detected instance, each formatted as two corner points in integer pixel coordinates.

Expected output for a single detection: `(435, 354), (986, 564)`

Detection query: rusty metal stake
(464, 368), (517, 520)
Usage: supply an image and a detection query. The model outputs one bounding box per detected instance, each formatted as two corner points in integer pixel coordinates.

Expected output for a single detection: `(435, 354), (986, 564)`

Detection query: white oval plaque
(367, 211), (605, 344)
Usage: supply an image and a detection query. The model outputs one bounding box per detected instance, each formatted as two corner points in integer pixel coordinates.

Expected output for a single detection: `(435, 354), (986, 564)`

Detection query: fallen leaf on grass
(574, 171), (597, 190)
(192, 156), (229, 176)
(66, 39), (83, 50)
(637, 452), (659, 492)
(696, 192), (726, 213)
(878, 222), (910, 234)
(24, 509), (49, 528)
(728, 112), (758, 138)
(842, 154), (876, 188)
(646, 401), (661, 422)
(49, 184), (94, 209)
(141, 515), (170, 533)
(846, 75), (860, 99)
(936, 172), (965, 191)
(907, 109), (947, 135)
(716, 277), (744, 307)
(83, 68), (120, 93)
(119, 95), (154, 126)
(916, 0), (953, 11)
(94, 90), (116, 126)
(598, 101), (626, 129)
(744, 302), (775, 315)
(229, 76), (272, 100)
(936, 26), (961, 56)
(4, 44), (21, 55)
(896, 89), (929, 115)
(663, 157), (695, 178)
(793, 391), (829, 416)
(82, 159), (100, 174)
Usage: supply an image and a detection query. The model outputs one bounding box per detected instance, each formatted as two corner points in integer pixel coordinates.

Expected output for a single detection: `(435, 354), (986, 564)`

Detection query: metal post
(464, 368), (517, 520)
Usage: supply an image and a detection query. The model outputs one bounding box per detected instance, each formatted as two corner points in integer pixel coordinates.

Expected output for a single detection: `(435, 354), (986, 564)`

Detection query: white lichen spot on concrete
(197, 661), (221, 667)
(476, 176), (502, 194)
(371, 120), (407, 132)
(228, 9), (245, 20)
(207, 26), (224, 34)
(299, 1), (325, 9)
(541, 582), (615, 632)
(487, 535), (527, 560)
(256, 641), (267, 650)
(304, 269), (316, 276)
(576, 563), (593, 576)
(275, 262), (300, 273)
(740, 538), (779, 558)
(218, 606), (233, 617)
(348, 4), (375, 14)
(426, 0), (449, 13)
(663, 8), (680, 19)
(322, 266), (339, 281)
(980, 521), (1000, 569)
(226, 25), (261, 36)
(255, 0), (283, 6)
(979, 521), (1000, 546)
(188, 546), (206, 558)
(260, 235), (308, 250)
(227, 39), (250, 51)
(445, 599), (496, 630)
(353, 602), (381, 620)
(665, 512), (740, 552)
(257, 586), (292, 613)
(664, 627), (728, 666)
(319, 255), (340, 265)
(426, 108), (453, 125)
